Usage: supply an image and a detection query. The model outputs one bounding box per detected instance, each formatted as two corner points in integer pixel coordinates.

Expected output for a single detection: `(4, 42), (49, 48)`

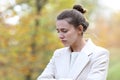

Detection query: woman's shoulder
(53, 47), (69, 57)
(93, 45), (109, 58)
(95, 46), (109, 53)
(55, 47), (69, 52)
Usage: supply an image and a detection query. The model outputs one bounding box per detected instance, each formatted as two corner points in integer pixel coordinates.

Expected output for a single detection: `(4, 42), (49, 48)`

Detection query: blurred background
(0, 0), (120, 80)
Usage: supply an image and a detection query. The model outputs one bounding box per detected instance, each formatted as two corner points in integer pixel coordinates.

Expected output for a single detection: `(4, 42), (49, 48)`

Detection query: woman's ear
(77, 25), (83, 35)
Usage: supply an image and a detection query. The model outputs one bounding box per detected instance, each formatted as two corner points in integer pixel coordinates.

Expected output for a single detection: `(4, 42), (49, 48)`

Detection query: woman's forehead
(56, 20), (73, 29)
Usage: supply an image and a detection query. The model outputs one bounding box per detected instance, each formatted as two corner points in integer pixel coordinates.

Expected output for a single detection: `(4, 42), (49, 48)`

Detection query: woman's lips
(61, 40), (67, 43)
(61, 40), (69, 46)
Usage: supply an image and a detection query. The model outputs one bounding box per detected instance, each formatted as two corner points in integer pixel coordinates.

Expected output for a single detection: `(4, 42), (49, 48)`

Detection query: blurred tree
(91, 12), (120, 48)
(110, 12), (120, 47)
(75, 0), (99, 20)
(0, 0), (101, 80)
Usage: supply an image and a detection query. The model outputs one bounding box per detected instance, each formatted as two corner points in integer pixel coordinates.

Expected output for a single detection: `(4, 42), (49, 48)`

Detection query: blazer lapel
(67, 39), (96, 79)
(55, 47), (71, 78)
(67, 51), (90, 79)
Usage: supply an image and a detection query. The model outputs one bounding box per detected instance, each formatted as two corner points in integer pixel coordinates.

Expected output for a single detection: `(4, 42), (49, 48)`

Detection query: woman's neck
(70, 38), (86, 52)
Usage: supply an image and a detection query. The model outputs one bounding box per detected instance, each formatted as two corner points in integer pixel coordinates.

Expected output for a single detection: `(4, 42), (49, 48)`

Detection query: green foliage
(107, 48), (120, 80)
(108, 63), (120, 80)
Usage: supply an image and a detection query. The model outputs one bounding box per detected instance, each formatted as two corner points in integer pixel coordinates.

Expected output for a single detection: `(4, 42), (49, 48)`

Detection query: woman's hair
(57, 4), (89, 32)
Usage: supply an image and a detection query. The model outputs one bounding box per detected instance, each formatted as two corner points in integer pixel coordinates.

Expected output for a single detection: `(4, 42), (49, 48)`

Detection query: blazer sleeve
(37, 50), (57, 80)
(86, 49), (109, 80)
(37, 49), (73, 80)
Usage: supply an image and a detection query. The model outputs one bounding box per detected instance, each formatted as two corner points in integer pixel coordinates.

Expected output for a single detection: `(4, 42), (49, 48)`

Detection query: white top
(70, 52), (79, 69)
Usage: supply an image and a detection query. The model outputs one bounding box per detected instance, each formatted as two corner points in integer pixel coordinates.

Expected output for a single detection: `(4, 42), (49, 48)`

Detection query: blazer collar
(67, 39), (96, 79)
(81, 38), (96, 56)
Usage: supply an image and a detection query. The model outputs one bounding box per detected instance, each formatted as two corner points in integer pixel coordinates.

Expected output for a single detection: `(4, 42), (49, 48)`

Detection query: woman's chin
(63, 44), (70, 47)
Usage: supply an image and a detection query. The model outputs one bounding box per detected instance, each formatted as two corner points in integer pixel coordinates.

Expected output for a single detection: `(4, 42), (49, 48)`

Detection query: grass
(107, 48), (120, 80)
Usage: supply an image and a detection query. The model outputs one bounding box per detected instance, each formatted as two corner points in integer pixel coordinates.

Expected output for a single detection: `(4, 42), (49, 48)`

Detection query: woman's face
(56, 20), (81, 47)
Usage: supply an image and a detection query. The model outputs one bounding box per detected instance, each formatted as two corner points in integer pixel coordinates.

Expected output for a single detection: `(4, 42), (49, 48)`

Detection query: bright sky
(0, 0), (120, 25)
(99, 0), (120, 11)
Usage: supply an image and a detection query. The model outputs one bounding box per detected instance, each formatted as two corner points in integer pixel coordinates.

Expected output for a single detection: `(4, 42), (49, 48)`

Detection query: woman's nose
(58, 33), (64, 39)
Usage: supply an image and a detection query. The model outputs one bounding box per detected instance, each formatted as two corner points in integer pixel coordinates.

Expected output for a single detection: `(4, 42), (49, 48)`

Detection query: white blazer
(37, 39), (109, 80)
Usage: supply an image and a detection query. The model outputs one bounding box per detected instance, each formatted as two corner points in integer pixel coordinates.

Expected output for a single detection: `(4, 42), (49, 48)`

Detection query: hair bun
(73, 4), (86, 14)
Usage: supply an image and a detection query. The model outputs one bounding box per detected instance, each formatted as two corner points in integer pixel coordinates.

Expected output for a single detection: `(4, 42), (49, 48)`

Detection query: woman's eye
(62, 30), (68, 33)
(56, 29), (68, 33)
(57, 30), (59, 33)
(56, 29), (60, 33)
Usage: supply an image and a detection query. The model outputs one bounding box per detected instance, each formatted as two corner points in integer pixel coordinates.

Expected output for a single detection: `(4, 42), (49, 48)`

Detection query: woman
(37, 4), (109, 80)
